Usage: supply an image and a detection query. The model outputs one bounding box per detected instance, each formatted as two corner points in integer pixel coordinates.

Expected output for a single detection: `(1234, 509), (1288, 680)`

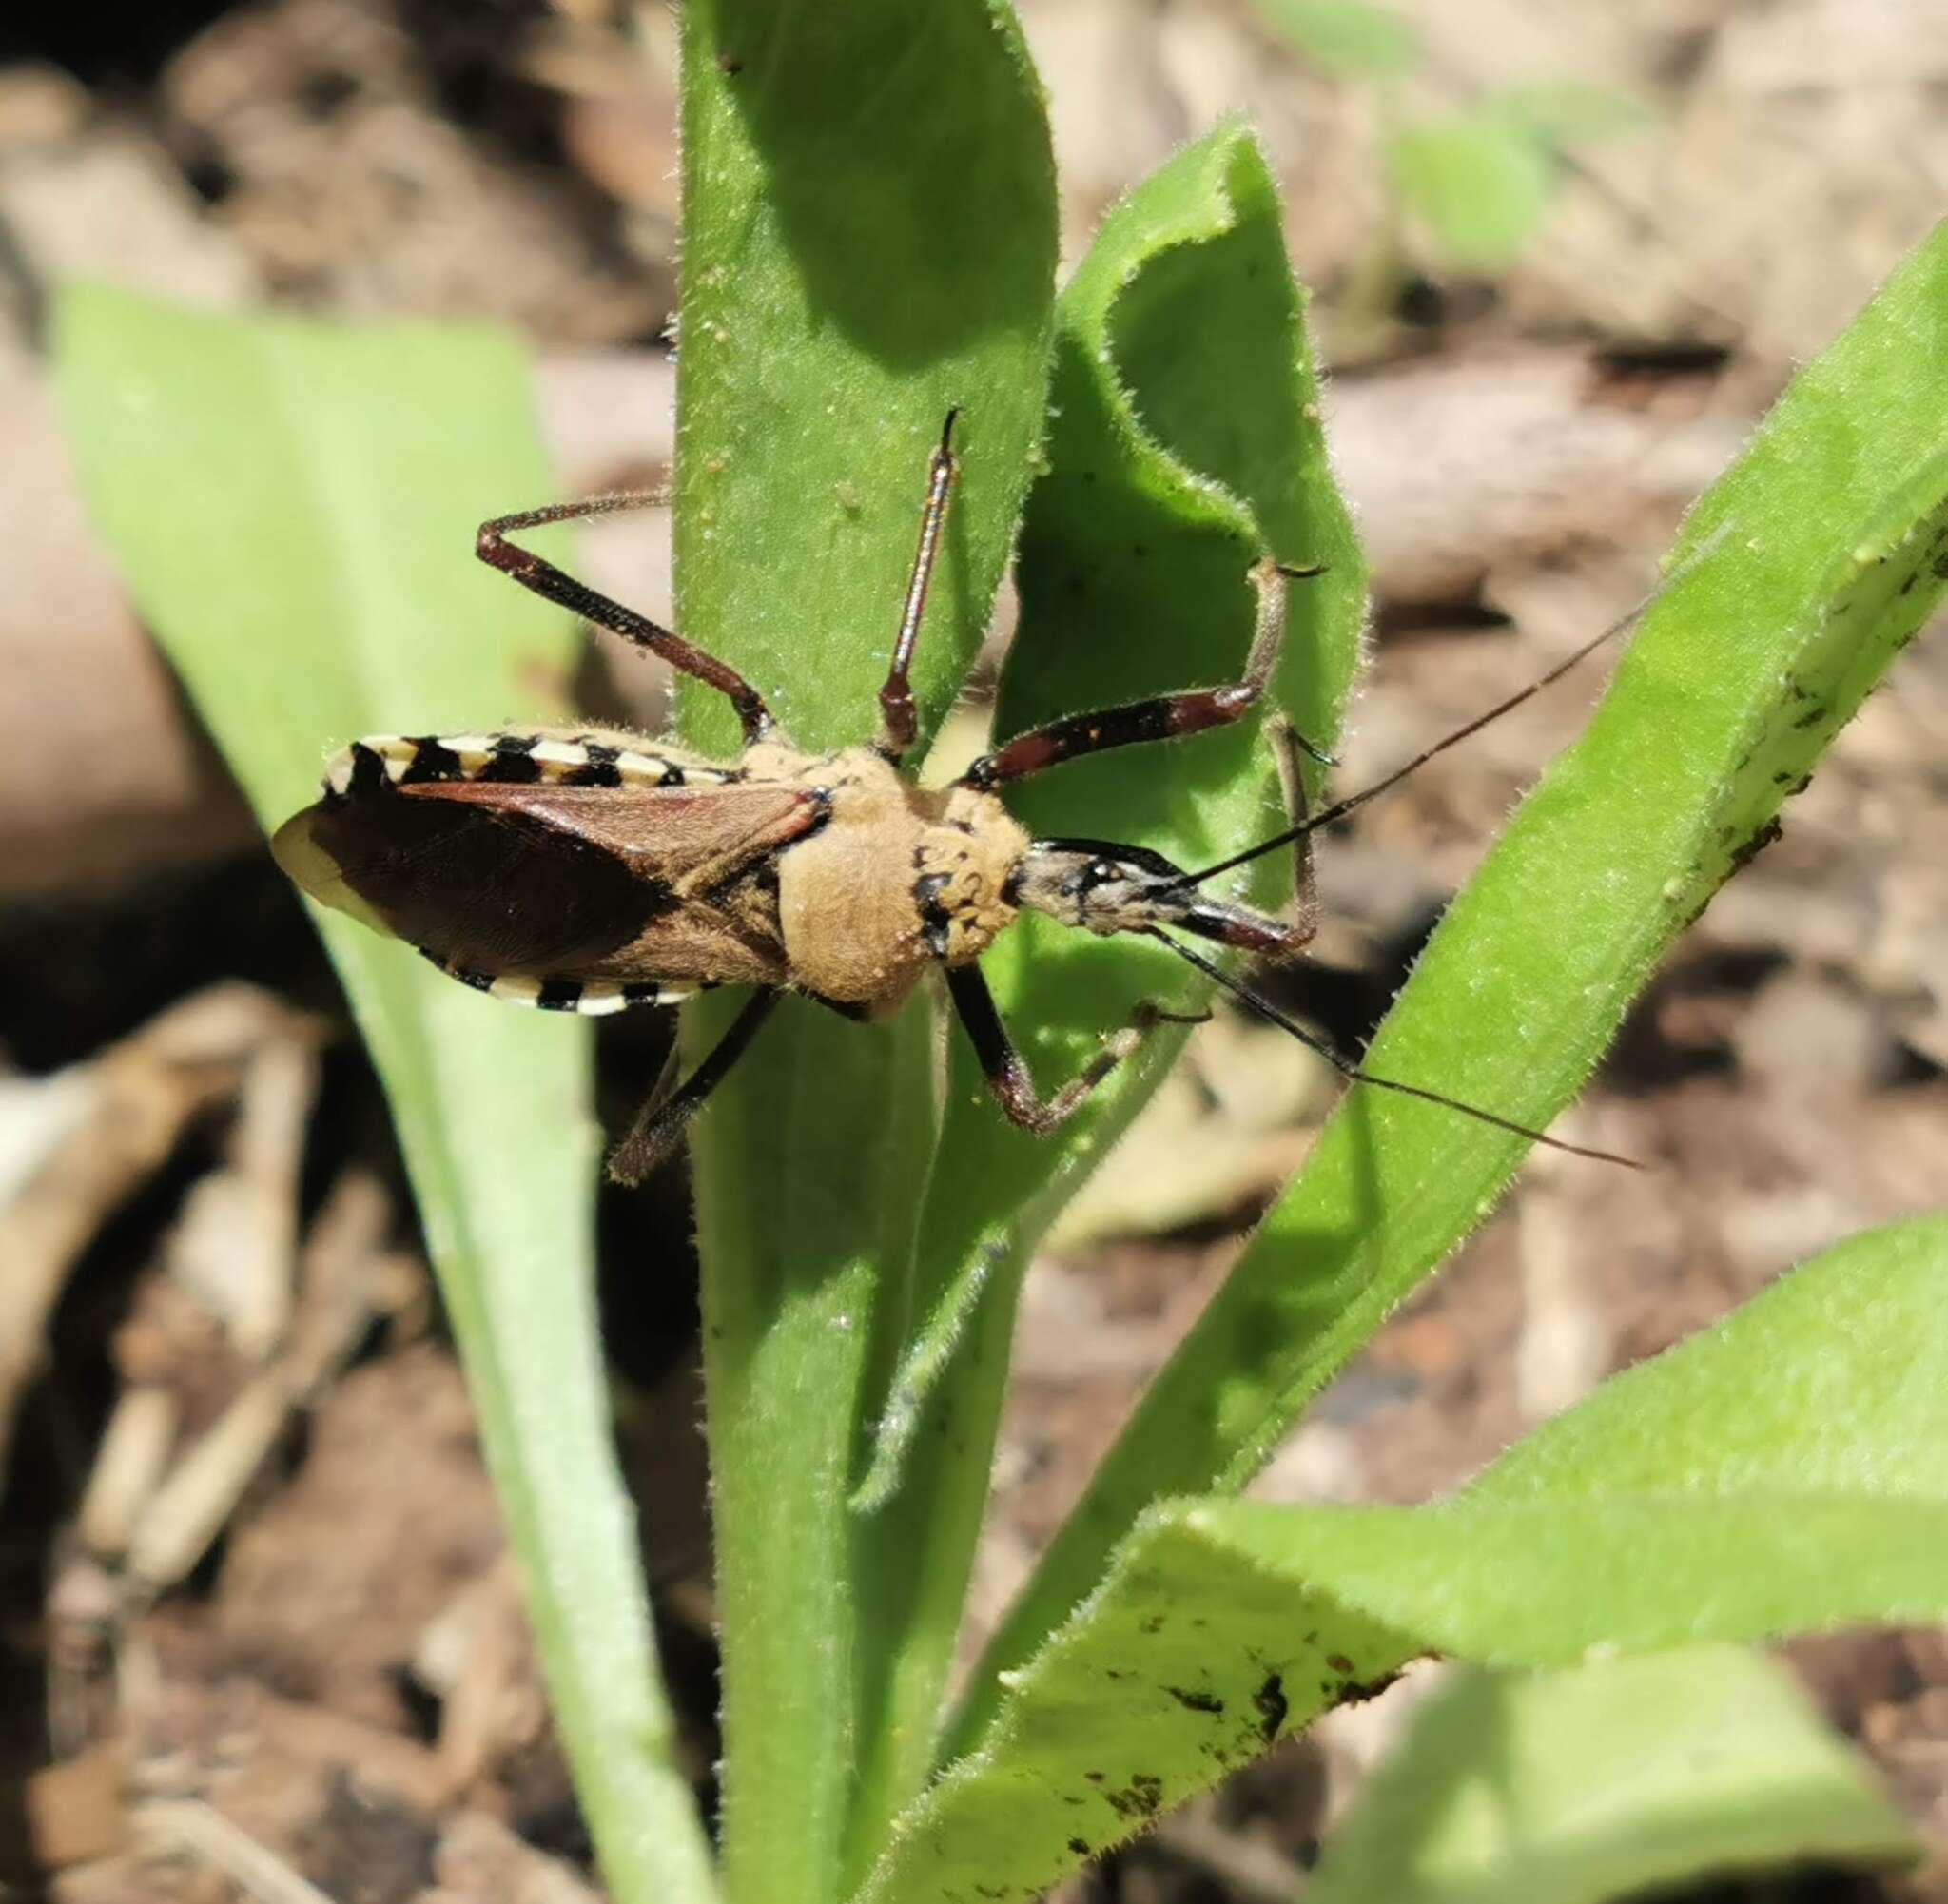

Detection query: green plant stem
(691, 993), (938, 1904)
(673, 5), (1056, 1897)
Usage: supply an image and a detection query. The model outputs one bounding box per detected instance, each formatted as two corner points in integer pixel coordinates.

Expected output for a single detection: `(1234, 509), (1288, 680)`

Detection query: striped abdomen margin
(416, 949), (709, 1018)
(322, 731), (739, 797)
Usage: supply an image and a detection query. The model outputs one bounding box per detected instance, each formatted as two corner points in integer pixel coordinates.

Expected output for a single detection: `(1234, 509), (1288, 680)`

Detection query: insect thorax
(753, 743), (1029, 1012)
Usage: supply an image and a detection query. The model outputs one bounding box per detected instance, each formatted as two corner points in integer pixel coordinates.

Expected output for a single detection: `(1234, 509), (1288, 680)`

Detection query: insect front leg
(876, 410), (961, 763)
(1264, 710), (1321, 957)
(607, 988), (782, 1185)
(945, 965), (1207, 1136)
(959, 554), (1328, 790)
(477, 495), (775, 745)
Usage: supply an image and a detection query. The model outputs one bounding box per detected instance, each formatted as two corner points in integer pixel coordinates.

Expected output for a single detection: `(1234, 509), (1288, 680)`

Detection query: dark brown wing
(392, 778), (817, 881)
(273, 779), (818, 975)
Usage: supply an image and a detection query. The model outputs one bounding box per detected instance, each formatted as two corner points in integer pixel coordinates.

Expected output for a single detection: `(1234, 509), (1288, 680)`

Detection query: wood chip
(24, 1740), (128, 1873)
(0, 986), (300, 1496)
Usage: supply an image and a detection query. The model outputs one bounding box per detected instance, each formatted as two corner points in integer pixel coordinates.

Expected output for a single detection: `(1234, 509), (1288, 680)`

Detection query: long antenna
(1175, 529), (1730, 891)
(1154, 930), (1641, 1167)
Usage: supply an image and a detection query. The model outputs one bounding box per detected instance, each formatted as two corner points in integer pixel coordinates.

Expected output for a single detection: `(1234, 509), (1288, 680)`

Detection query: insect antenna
(1151, 929), (1643, 1167)
(1169, 524), (1732, 892)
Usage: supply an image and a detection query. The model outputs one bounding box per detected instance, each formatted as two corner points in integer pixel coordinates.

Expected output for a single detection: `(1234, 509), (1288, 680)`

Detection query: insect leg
(607, 988), (782, 1186)
(1264, 711), (1321, 955)
(477, 496), (774, 745)
(959, 554), (1327, 790)
(876, 411), (961, 762)
(945, 964), (1206, 1135)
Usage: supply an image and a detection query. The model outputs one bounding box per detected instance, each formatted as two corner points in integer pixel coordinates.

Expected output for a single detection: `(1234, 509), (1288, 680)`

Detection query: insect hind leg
(608, 989), (782, 1185)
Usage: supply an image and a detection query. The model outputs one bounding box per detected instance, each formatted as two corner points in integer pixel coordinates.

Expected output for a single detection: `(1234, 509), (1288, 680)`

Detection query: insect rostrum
(273, 414), (1632, 1184)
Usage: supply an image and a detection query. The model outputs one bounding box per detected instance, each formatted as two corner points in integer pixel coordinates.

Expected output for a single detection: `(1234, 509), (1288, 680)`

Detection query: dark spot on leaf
(1325, 1654), (1354, 1675)
(1672, 892), (1712, 936)
(1084, 1770), (1104, 1783)
(1139, 1614), (1165, 1636)
(1104, 1773), (1165, 1819)
(716, 49), (744, 73)
(1067, 1838), (1091, 1857)
(1728, 814), (1784, 874)
(1792, 704), (1826, 729)
(1337, 1669), (1405, 1707)
(1166, 1686), (1225, 1715)
(1255, 1672), (1288, 1744)
(1934, 550), (1948, 580)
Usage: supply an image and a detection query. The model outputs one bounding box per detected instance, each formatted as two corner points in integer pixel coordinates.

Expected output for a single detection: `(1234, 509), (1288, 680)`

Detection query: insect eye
(1089, 860), (1116, 884)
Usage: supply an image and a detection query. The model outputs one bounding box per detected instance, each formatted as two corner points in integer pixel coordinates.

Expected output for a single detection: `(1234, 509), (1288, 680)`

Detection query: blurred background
(0, 1), (1943, 1898)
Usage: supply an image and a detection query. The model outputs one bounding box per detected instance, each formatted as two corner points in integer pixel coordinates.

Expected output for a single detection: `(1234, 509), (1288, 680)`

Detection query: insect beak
(1162, 891), (1300, 958)
(1015, 841), (1302, 958)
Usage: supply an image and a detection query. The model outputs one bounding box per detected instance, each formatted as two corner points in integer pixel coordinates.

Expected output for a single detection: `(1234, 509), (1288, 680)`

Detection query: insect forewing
(274, 732), (822, 988)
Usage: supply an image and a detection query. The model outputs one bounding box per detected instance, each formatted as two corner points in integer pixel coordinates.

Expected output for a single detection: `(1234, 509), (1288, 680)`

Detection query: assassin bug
(273, 413), (1638, 1183)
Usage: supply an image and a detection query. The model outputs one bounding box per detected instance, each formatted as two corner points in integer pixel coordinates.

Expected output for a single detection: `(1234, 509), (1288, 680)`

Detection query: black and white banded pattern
(322, 731), (736, 799)
(417, 947), (705, 1017)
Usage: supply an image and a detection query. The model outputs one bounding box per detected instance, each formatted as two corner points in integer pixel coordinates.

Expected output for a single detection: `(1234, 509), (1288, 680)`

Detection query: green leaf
(672, 6), (1057, 1899)
(1306, 1649), (1917, 1904)
(1468, 1228), (1948, 1510)
(865, 119), (1366, 1487)
(861, 1218), (1948, 1904)
(52, 288), (714, 1904)
(847, 117), (1365, 1845)
(868, 1497), (1947, 1904)
(954, 218), (1948, 1763)
(677, 0), (1055, 760)
(1252, 0), (1419, 77)
(1387, 112), (1556, 269)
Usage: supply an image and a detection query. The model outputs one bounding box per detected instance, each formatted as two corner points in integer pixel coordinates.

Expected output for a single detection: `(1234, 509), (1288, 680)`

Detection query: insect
(273, 414), (1637, 1184)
